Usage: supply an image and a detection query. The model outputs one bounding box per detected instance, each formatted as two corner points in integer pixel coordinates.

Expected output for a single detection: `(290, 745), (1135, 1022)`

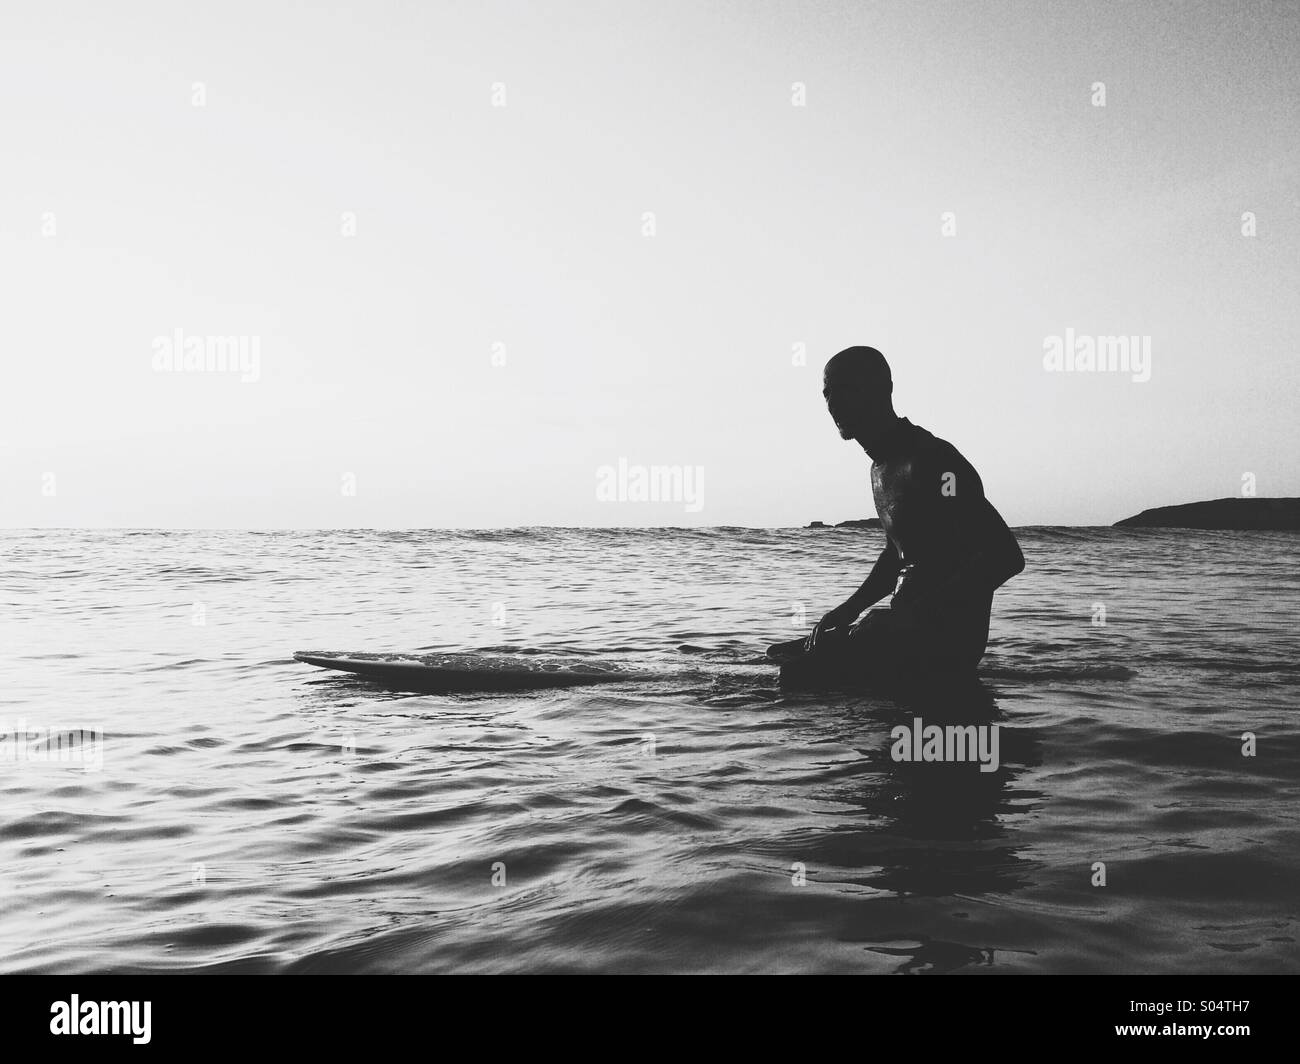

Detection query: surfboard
(295, 643), (1000, 696)
(766, 636), (811, 662)
(294, 650), (658, 693)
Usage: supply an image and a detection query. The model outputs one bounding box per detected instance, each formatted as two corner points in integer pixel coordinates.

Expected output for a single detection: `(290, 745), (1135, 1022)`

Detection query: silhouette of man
(775, 346), (1024, 687)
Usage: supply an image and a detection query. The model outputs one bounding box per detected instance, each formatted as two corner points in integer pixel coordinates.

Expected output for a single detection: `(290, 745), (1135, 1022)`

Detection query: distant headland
(807, 518), (882, 529)
(807, 499), (1300, 531)
(1114, 498), (1300, 530)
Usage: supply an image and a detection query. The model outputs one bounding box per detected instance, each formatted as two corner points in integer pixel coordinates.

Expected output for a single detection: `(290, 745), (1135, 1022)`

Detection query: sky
(2, 0), (1297, 527)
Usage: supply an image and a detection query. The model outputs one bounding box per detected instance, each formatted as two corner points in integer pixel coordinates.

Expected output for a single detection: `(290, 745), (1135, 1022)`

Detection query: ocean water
(2, 527), (1297, 974)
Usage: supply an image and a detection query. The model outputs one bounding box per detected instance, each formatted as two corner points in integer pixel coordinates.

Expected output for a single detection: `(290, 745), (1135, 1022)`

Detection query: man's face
(823, 368), (878, 441)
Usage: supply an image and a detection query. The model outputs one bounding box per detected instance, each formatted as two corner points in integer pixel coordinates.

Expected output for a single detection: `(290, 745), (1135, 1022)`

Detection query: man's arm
(805, 540), (901, 650)
(844, 539), (904, 614)
(891, 450), (1024, 625)
(970, 500), (1025, 588)
(920, 498), (1023, 600)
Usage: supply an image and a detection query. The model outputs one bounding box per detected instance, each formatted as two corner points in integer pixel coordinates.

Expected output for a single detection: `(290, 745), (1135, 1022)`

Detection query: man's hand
(804, 601), (862, 652)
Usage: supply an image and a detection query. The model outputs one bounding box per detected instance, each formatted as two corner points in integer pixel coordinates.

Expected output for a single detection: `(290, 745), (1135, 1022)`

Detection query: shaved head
(821, 345), (896, 444)
(823, 346), (892, 393)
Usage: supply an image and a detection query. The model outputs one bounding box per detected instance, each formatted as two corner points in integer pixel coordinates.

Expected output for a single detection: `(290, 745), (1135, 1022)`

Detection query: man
(774, 346), (1024, 687)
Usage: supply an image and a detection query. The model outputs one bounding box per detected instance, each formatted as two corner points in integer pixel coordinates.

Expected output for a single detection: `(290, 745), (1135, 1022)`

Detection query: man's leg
(843, 602), (990, 684)
(775, 594), (994, 688)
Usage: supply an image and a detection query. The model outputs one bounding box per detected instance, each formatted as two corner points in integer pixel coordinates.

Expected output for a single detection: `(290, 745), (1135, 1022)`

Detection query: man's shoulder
(903, 423), (984, 492)
(906, 421), (968, 463)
